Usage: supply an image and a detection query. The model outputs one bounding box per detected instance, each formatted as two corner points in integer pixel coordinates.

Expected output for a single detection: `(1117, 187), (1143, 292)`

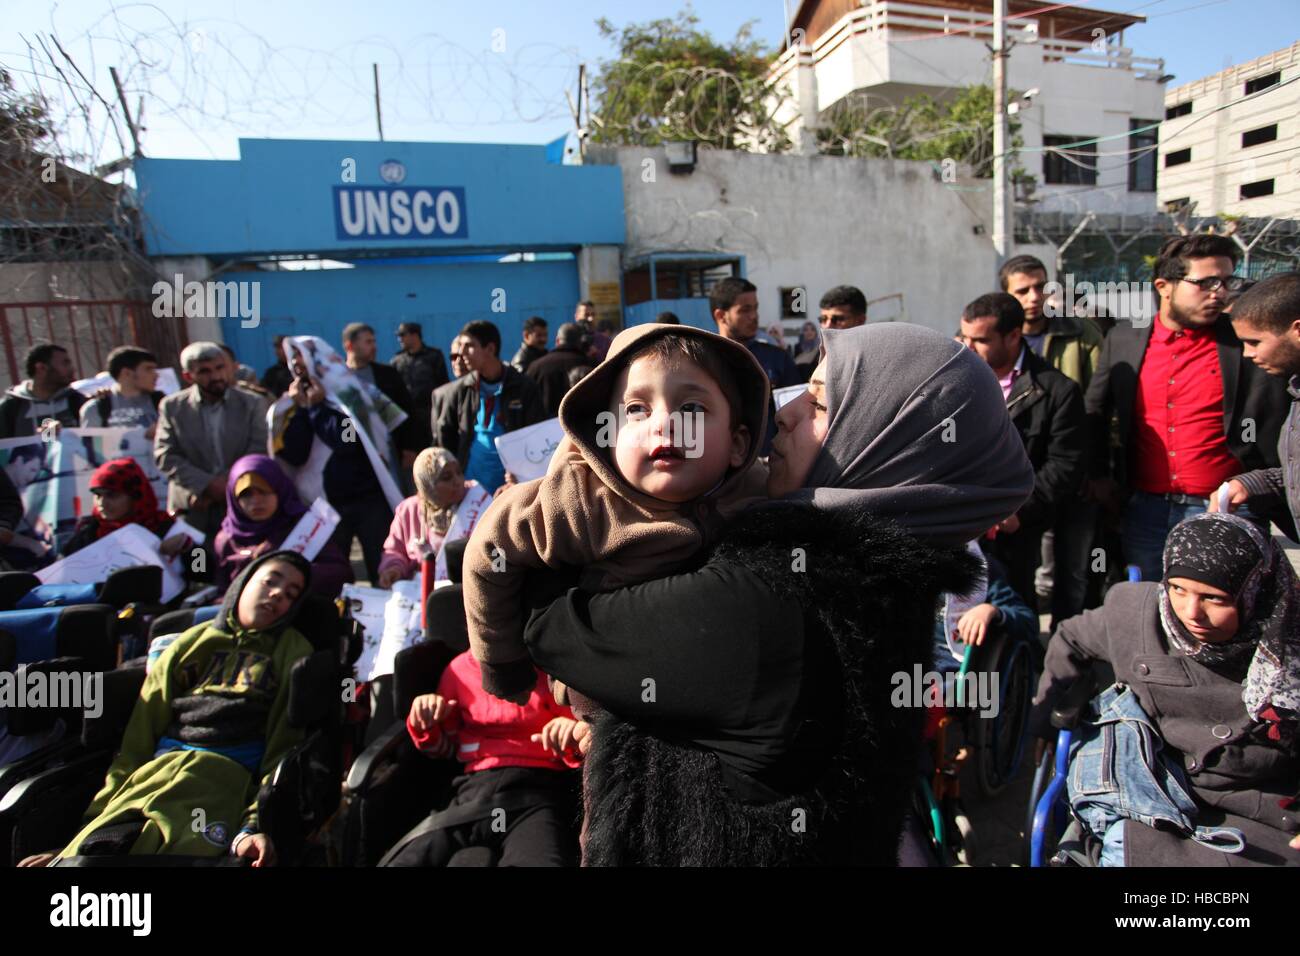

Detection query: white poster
(278, 497), (341, 561)
(344, 580), (424, 682)
(36, 523), (186, 602)
(494, 417), (563, 483)
(0, 427), (167, 566)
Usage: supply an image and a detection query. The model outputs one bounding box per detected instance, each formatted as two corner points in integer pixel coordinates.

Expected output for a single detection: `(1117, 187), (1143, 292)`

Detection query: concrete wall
(594, 145), (999, 338)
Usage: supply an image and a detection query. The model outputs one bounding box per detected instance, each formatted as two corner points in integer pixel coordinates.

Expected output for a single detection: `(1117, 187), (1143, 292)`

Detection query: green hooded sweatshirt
(60, 552), (315, 858)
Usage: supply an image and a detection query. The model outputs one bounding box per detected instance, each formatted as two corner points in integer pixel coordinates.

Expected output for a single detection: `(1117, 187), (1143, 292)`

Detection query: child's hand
(377, 567), (403, 589)
(532, 716), (579, 756)
(573, 720), (592, 756)
(409, 693), (457, 732)
(159, 534), (189, 558)
(956, 603), (999, 646)
(233, 832), (276, 867)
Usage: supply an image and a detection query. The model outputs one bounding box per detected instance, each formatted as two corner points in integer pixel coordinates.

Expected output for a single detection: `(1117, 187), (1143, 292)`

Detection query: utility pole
(373, 63), (384, 141)
(991, 0), (1011, 263)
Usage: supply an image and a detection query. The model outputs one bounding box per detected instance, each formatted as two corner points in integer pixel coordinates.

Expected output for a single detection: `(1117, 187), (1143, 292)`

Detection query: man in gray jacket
(1212, 272), (1300, 541)
(154, 341), (269, 537)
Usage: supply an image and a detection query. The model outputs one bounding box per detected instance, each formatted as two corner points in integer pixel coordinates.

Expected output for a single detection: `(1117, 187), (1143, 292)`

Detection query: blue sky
(3, 0), (1296, 164)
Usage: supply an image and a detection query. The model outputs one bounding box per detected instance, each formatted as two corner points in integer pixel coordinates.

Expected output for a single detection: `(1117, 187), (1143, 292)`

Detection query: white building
(1158, 41), (1300, 220)
(769, 0), (1168, 215)
(589, 143), (996, 339)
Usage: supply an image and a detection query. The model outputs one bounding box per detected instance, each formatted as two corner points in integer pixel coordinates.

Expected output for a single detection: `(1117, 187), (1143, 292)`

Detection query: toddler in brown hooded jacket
(464, 324), (771, 701)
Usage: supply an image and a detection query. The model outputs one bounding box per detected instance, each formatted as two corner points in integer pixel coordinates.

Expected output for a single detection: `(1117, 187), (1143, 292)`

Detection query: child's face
(430, 460), (465, 508)
(237, 559), (306, 631)
(237, 485), (280, 522)
(92, 487), (132, 522)
(610, 354), (749, 503)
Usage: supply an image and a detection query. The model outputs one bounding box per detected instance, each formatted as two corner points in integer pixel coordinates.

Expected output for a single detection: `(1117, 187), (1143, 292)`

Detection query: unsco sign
(332, 185), (468, 240)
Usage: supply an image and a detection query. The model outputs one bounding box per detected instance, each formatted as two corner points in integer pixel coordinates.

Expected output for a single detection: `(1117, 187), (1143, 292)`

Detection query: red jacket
(405, 652), (581, 772)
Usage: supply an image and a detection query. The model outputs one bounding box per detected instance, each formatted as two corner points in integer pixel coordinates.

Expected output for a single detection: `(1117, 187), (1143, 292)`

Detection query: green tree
(0, 68), (53, 149)
(590, 11), (790, 152)
(818, 85), (1026, 182)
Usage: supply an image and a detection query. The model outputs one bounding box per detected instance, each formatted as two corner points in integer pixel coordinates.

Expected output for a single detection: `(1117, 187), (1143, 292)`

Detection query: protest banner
(493, 417), (563, 483)
(0, 427), (167, 565)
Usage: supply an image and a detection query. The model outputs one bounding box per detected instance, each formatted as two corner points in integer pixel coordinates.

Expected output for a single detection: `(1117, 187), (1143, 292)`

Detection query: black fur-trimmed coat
(524, 501), (979, 866)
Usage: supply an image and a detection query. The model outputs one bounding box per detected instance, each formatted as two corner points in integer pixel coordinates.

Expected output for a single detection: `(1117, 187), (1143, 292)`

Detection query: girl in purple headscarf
(213, 455), (354, 598)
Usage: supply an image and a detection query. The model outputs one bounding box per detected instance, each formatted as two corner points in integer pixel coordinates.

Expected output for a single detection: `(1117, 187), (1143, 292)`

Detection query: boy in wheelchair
(380, 649), (581, 867)
(18, 551), (314, 866)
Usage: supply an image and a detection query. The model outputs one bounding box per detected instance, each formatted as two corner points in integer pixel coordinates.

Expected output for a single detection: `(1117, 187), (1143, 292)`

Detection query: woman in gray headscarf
(524, 323), (1034, 866)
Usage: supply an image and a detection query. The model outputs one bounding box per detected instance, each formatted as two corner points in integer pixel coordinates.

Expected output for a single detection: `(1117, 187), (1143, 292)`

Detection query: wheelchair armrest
(344, 720), (414, 796)
(1050, 677), (1095, 730)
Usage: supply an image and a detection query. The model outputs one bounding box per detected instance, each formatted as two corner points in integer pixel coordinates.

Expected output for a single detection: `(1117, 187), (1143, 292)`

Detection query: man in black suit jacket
(962, 293), (1085, 609)
(1083, 235), (1289, 582)
(343, 322), (421, 465)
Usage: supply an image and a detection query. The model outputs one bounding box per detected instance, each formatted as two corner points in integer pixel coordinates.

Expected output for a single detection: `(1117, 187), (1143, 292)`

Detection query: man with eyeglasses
(1083, 234), (1290, 582)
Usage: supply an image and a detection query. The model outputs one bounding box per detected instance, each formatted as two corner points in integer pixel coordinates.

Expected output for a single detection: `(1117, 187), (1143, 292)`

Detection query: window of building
(1043, 135), (1097, 185)
(1164, 197), (1191, 214)
(1129, 119), (1158, 192)
(1244, 71), (1280, 95)
(1242, 124), (1279, 148)
(1165, 148), (1192, 168)
(780, 287), (809, 318)
(1240, 179), (1275, 200)
(1165, 101), (1192, 119)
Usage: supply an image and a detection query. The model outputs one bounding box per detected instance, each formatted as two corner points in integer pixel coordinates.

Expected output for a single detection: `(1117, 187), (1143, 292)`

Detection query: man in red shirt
(1084, 235), (1290, 583)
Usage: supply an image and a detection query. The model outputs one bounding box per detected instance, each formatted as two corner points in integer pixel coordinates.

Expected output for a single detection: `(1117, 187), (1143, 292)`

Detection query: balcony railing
(774, 0), (1164, 78)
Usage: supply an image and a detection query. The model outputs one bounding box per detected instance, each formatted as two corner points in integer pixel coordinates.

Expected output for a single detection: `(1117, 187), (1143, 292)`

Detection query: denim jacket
(1067, 682), (1246, 854)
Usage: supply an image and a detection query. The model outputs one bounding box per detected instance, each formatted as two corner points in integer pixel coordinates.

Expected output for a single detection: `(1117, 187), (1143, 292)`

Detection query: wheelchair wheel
(973, 634), (1036, 798)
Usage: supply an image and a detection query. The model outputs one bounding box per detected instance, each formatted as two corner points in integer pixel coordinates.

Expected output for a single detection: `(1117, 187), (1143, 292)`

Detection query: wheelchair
(0, 591), (361, 866)
(915, 604), (1040, 866)
(1025, 565), (1140, 867)
(339, 542), (472, 866)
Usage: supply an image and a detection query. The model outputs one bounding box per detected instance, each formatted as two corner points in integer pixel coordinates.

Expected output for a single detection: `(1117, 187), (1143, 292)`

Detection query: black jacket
(0, 385), (87, 438)
(1033, 582), (1298, 866)
(279, 403), (385, 504)
(0, 467), (22, 533)
(524, 346), (590, 418)
(524, 502), (978, 866)
(511, 343), (548, 374)
(1007, 347), (1086, 528)
(365, 361), (421, 454)
(390, 347), (448, 451)
(1084, 315), (1289, 490)
(435, 367), (546, 468)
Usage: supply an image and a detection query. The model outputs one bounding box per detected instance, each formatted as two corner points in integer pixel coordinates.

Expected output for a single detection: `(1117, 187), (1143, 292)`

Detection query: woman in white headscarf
(377, 447), (491, 589)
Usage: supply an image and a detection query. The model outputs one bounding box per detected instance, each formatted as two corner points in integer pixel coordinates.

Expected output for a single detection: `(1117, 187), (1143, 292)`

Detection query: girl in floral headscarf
(63, 458), (189, 557)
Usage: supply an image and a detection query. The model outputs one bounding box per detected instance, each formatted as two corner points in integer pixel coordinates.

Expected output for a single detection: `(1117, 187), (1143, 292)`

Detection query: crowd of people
(2, 239), (1298, 868)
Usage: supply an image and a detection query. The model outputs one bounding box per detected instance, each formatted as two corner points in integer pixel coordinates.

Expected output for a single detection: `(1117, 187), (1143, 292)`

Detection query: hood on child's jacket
(555, 323), (772, 514)
(217, 549), (313, 637)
